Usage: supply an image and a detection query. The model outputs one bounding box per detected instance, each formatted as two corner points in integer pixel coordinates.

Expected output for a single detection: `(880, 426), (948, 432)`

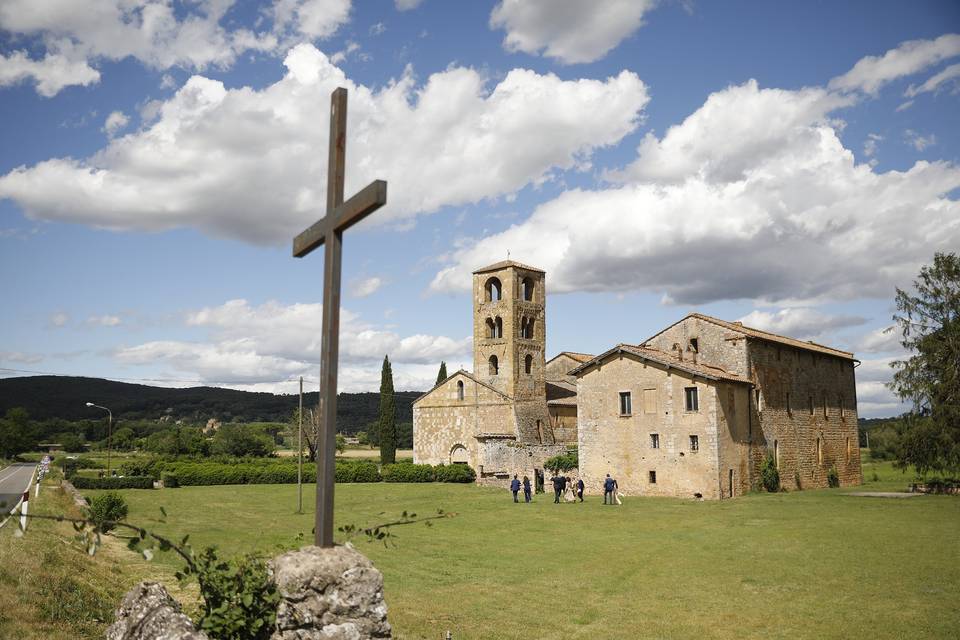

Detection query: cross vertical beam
(292, 87), (387, 548)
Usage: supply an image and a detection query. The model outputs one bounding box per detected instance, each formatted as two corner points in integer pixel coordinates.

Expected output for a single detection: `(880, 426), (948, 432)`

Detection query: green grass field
(83, 457), (959, 640)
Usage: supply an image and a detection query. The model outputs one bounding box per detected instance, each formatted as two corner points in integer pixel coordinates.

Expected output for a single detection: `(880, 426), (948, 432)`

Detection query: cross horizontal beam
(292, 179), (388, 258)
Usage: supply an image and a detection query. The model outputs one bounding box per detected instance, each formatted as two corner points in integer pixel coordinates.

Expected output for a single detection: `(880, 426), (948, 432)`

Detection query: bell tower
(472, 261), (546, 402)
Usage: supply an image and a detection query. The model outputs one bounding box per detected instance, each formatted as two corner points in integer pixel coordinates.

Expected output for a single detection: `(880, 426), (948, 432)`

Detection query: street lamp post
(86, 402), (113, 475)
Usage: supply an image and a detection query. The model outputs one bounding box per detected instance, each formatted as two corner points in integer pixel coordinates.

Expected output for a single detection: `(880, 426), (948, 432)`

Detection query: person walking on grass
(576, 477), (585, 502)
(510, 474), (521, 503)
(551, 474), (566, 503)
(603, 474), (615, 505)
(522, 475), (532, 503)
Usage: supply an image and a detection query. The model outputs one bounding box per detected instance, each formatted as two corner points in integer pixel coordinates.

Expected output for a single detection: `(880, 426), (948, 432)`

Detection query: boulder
(106, 582), (208, 640)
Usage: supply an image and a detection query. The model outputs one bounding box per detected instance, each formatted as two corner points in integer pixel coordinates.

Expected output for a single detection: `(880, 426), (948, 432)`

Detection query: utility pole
(298, 376), (304, 514)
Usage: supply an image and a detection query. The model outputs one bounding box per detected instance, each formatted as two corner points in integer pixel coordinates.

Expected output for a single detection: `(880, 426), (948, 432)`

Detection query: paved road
(0, 463), (37, 513)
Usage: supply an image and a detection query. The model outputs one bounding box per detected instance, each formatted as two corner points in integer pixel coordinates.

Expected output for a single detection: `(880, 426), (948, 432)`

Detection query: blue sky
(1, 1), (958, 418)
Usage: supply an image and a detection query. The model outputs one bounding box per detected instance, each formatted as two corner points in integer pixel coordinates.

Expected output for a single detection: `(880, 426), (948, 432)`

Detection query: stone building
(574, 314), (861, 498)
(413, 263), (861, 498)
(413, 261), (577, 485)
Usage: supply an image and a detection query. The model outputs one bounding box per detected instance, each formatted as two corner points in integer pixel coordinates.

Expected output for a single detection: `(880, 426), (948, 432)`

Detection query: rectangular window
(648, 470), (657, 484)
(689, 337), (699, 353)
(809, 396), (814, 415)
(839, 395), (845, 419)
(619, 391), (632, 416)
(689, 435), (699, 451)
(755, 388), (763, 412)
(786, 392), (792, 416)
(650, 433), (660, 449)
(823, 395), (828, 418)
(642, 388), (656, 414)
(684, 387), (699, 412)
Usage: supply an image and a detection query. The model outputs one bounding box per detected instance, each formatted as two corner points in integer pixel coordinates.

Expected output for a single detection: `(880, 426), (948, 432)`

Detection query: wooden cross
(293, 87), (387, 547)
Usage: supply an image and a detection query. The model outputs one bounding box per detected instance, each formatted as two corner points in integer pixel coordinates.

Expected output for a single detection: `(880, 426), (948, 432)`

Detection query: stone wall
(577, 352), (727, 499)
(476, 438), (567, 487)
(746, 340), (861, 490)
(715, 381), (753, 498)
(643, 316), (749, 377)
(413, 373), (514, 469)
(548, 404), (578, 445)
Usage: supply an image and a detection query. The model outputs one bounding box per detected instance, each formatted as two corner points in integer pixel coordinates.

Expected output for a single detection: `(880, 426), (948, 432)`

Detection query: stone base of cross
(293, 87), (387, 547)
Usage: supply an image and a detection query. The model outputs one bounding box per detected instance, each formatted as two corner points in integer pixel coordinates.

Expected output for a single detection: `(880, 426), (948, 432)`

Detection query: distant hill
(0, 376), (422, 434)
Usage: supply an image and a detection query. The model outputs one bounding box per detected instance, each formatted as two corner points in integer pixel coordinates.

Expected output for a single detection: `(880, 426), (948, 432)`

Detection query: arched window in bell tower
(521, 317), (534, 339)
(485, 277), (502, 302)
(485, 318), (496, 339)
(520, 276), (534, 301)
(489, 355), (499, 376)
(494, 316), (503, 338)
(524, 354), (533, 374)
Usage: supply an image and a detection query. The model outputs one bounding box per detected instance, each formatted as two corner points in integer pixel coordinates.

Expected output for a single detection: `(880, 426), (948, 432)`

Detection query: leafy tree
(87, 491), (128, 533)
(435, 361), (448, 386)
(143, 426), (209, 456)
(211, 424), (276, 458)
(545, 450), (578, 473)
(759, 453), (780, 492)
(56, 431), (86, 453)
(356, 430), (369, 446)
(110, 426), (136, 451)
(335, 433), (346, 454)
(890, 252), (960, 475)
(379, 355), (396, 464)
(0, 407), (36, 458)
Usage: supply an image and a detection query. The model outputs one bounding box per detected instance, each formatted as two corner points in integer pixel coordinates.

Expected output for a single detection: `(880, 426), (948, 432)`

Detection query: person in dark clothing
(510, 475), (521, 503)
(576, 477), (585, 502)
(603, 474), (615, 505)
(522, 475), (532, 503)
(551, 474), (566, 503)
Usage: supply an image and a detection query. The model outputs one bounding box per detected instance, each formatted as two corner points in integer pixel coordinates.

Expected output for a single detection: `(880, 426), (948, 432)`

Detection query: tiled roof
(645, 313), (855, 360)
(569, 344), (752, 385)
(553, 351), (594, 363)
(472, 260), (545, 274)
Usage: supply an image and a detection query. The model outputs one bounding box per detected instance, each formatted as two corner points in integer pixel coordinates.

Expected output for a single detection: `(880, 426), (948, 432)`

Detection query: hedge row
(155, 460), (475, 486)
(381, 462), (475, 483)
(71, 476), (154, 490)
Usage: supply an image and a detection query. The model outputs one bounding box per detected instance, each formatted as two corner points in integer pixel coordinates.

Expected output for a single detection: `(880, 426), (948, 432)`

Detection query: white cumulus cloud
(102, 111), (130, 137)
(737, 308), (866, 342)
(828, 33), (960, 95)
(490, 0), (657, 64)
(430, 79), (960, 305)
(905, 62), (960, 97)
(0, 50), (100, 96)
(114, 298), (471, 391)
(0, 44), (649, 244)
(350, 277), (383, 298)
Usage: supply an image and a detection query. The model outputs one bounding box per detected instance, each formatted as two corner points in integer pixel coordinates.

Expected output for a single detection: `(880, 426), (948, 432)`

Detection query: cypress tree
(436, 361), (448, 386)
(379, 355), (397, 464)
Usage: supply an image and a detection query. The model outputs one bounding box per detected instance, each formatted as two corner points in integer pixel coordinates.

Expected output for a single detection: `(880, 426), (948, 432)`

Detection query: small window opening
(485, 318), (496, 339)
(809, 396), (814, 415)
(524, 354), (532, 375)
(846, 436), (851, 463)
(823, 395), (828, 418)
(689, 435), (699, 451)
(520, 316), (534, 339)
(774, 439), (779, 468)
(816, 437), (823, 464)
(494, 317), (503, 339)
(521, 276), (534, 301)
(650, 433), (660, 449)
(755, 388), (763, 412)
(456, 380), (464, 401)
(786, 392), (792, 416)
(689, 338), (699, 353)
(485, 277), (501, 302)
(488, 355), (499, 376)
(684, 387), (699, 412)
(839, 395), (845, 419)
(619, 391), (632, 416)
(648, 470), (657, 484)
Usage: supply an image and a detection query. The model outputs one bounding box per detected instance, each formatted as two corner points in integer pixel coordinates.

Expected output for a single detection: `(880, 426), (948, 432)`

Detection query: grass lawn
(84, 457), (959, 640)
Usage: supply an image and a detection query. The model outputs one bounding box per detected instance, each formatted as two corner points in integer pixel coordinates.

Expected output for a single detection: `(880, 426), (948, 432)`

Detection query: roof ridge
(687, 313), (855, 358)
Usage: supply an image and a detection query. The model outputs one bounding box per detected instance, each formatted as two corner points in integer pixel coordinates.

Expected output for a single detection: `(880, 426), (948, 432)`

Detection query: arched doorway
(450, 444), (469, 465)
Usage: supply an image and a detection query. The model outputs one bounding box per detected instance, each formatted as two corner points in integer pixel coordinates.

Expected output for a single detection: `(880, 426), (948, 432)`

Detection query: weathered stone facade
(642, 314), (861, 492)
(413, 261), (567, 485)
(414, 264), (860, 498)
(576, 346), (752, 499)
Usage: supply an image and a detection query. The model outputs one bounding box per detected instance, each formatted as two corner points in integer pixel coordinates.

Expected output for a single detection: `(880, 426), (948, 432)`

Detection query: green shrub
(760, 453), (780, 492)
(335, 461), (381, 483)
(544, 451), (578, 473)
(434, 464), (476, 483)
(56, 456), (100, 478)
(71, 476), (154, 490)
(161, 472), (179, 488)
(86, 491), (128, 532)
(827, 466), (840, 488)
(381, 463), (435, 483)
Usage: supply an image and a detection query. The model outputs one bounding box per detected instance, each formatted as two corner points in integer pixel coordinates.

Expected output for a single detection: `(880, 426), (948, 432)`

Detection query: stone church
(412, 261), (862, 499)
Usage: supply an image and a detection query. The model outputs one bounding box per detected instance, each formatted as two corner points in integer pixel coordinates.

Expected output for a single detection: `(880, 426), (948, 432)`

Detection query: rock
(106, 582), (208, 640)
(269, 544), (392, 640)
